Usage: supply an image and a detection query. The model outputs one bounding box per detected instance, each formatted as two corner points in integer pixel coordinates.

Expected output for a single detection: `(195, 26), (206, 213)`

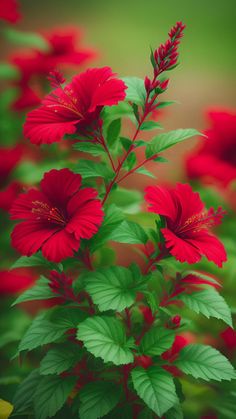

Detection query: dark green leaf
(34, 375), (76, 419)
(140, 326), (175, 356)
(131, 366), (178, 416)
(40, 344), (82, 375)
(13, 370), (40, 414)
(79, 381), (120, 419)
(77, 316), (134, 365)
(12, 276), (54, 306)
(0, 63), (20, 80)
(11, 252), (61, 271)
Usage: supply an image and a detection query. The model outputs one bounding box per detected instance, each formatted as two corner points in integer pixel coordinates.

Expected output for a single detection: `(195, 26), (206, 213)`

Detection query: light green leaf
(79, 381), (120, 419)
(12, 276), (54, 306)
(73, 159), (113, 180)
(135, 167), (156, 179)
(90, 204), (124, 252)
(11, 252), (62, 271)
(146, 128), (202, 157)
(175, 344), (236, 381)
(73, 142), (105, 156)
(140, 121), (162, 131)
(106, 119), (121, 147)
(131, 366), (178, 416)
(77, 316), (134, 365)
(122, 77), (146, 106)
(34, 375), (76, 419)
(178, 289), (232, 326)
(110, 220), (148, 244)
(4, 28), (50, 51)
(40, 344), (82, 375)
(0, 63), (20, 80)
(140, 326), (175, 356)
(85, 266), (144, 312)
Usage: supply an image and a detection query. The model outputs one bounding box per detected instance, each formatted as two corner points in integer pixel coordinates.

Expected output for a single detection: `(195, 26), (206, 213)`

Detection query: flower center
(176, 207), (226, 236)
(32, 201), (66, 226)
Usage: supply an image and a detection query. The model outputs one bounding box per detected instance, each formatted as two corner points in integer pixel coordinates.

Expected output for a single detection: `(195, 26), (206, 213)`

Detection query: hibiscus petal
(66, 188), (104, 240)
(145, 186), (178, 222)
(40, 168), (82, 209)
(174, 183), (204, 225)
(161, 228), (202, 264)
(187, 231), (227, 267)
(41, 229), (79, 262)
(11, 221), (59, 256)
(23, 105), (78, 145)
(10, 188), (50, 220)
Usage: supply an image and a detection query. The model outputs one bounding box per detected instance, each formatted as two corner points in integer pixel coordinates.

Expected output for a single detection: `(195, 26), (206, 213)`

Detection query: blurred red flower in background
(186, 109), (236, 186)
(10, 168), (104, 262)
(0, 145), (23, 211)
(10, 27), (96, 110)
(145, 183), (227, 266)
(0, 0), (21, 23)
(23, 66), (127, 145)
(0, 269), (35, 295)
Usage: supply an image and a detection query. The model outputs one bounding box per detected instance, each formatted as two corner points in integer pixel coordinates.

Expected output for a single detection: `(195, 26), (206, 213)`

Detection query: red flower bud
(135, 355), (153, 369)
(144, 76), (152, 93)
(171, 315), (181, 328)
(140, 306), (155, 325)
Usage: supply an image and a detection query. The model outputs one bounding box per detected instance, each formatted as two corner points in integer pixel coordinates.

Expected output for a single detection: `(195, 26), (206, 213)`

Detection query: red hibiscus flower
(10, 27), (96, 110)
(186, 109), (236, 186)
(145, 183), (227, 267)
(0, 0), (21, 23)
(10, 168), (104, 262)
(23, 67), (127, 145)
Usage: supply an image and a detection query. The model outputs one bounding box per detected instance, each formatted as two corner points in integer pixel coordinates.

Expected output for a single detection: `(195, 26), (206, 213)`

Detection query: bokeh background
(1, 1), (236, 418)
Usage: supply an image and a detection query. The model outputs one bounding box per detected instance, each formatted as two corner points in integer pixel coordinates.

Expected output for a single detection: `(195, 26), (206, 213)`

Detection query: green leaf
(4, 28), (50, 51)
(34, 375), (76, 419)
(110, 220), (148, 244)
(155, 101), (176, 109)
(135, 167), (156, 179)
(12, 276), (54, 306)
(140, 121), (162, 131)
(0, 63), (20, 80)
(140, 326), (175, 356)
(102, 102), (134, 128)
(90, 204), (124, 252)
(73, 142), (105, 156)
(165, 404), (184, 419)
(131, 366), (178, 416)
(123, 151), (137, 170)
(11, 252), (61, 271)
(109, 187), (142, 214)
(122, 77), (146, 106)
(146, 128), (202, 157)
(13, 370), (40, 414)
(106, 119), (121, 147)
(178, 289), (232, 326)
(18, 314), (68, 353)
(79, 381), (120, 419)
(40, 344), (82, 375)
(73, 159), (113, 180)
(77, 316), (134, 365)
(175, 344), (236, 381)
(85, 266), (143, 312)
